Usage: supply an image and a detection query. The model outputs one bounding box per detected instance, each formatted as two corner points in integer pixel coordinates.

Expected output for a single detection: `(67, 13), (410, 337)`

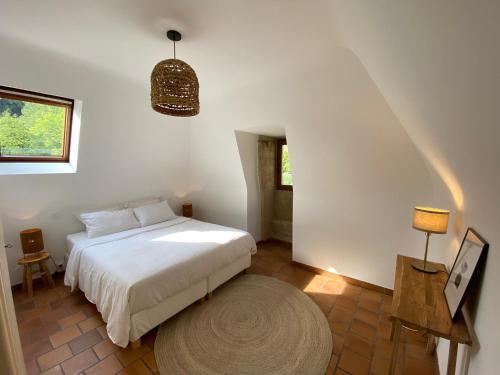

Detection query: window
(0, 85), (74, 162)
(276, 138), (293, 190)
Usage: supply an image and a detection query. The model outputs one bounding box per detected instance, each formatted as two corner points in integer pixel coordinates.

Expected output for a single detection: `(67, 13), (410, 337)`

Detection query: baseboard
(291, 260), (393, 296)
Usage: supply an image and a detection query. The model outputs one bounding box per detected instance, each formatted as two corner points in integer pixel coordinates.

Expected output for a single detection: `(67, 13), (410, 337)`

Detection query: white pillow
(127, 197), (161, 208)
(73, 205), (122, 221)
(133, 201), (176, 227)
(79, 208), (140, 238)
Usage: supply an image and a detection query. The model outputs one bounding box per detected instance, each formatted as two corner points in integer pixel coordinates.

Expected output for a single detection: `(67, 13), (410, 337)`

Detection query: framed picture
(444, 228), (489, 320)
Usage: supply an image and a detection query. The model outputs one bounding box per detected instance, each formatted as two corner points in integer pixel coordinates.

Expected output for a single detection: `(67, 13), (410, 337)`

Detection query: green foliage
(281, 145), (293, 185)
(0, 101), (65, 157)
(0, 99), (24, 116)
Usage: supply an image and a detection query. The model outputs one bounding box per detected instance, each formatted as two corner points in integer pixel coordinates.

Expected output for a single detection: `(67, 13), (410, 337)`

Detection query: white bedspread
(64, 217), (256, 347)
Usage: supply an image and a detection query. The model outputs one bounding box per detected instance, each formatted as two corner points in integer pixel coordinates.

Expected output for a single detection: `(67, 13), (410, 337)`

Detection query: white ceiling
(0, 0), (341, 97)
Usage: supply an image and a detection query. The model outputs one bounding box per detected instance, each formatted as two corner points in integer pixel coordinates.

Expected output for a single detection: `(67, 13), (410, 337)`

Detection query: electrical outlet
(56, 262), (64, 272)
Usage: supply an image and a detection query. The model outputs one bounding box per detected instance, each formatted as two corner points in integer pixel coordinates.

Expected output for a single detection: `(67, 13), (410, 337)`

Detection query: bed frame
(128, 253), (251, 348)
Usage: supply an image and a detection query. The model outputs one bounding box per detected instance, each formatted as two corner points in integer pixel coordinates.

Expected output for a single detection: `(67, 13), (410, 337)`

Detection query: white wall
(188, 48), (433, 289)
(234, 131), (261, 242)
(0, 35), (191, 285)
(333, 2), (500, 373)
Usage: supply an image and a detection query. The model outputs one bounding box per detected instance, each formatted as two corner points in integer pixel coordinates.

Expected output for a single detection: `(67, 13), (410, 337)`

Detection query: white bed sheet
(66, 231), (87, 254)
(64, 217), (256, 347)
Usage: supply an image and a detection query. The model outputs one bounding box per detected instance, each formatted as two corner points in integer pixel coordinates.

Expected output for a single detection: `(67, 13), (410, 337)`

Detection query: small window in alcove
(276, 139), (292, 190)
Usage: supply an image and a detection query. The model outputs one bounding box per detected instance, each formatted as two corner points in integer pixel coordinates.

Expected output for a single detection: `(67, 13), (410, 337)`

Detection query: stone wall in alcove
(258, 136), (293, 242)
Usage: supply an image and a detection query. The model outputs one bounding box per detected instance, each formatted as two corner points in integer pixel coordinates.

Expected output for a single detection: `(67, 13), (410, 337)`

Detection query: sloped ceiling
(332, 1), (500, 218)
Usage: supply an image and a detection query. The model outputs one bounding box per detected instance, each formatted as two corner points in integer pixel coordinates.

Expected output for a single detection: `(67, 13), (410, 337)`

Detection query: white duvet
(64, 217), (256, 347)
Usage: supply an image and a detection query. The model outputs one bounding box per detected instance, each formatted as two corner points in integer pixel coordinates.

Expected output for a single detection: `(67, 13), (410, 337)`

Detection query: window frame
(0, 85), (74, 163)
(276, 138), (293, 191)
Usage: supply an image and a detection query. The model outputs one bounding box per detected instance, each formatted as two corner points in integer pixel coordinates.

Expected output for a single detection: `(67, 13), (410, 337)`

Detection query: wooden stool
(17, 251), (55, 297)
(18, 228), (55, 297)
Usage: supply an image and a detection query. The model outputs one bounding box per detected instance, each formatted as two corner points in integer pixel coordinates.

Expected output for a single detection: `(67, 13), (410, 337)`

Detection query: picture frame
(444, 227), (489, 320)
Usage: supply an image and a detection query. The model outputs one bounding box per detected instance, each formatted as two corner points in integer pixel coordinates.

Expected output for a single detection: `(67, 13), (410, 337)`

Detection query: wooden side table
(182, 203), (193, 218)
(389, 255), (471, 375)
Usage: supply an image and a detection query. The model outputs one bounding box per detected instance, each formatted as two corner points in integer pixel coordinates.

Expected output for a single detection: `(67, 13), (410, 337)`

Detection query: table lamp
(182, 203), (193, 218)
(20, 228), (44, 257)
(412, 206), (449, 273)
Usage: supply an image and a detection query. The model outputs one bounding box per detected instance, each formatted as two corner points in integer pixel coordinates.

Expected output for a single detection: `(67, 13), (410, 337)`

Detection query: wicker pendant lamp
(151, 30), (199, 117)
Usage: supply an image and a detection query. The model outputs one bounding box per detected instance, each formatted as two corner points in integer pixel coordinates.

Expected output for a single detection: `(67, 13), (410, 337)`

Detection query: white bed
(64, 217), (257, 347)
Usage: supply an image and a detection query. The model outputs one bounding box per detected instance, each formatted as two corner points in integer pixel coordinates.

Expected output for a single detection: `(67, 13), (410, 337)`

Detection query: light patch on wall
(174, 191), (188, 199)
(427, 152), (464, 211)
(377, 105), (463, 212)
(0, 205), (43, 221)
(327, 266), (339, 274)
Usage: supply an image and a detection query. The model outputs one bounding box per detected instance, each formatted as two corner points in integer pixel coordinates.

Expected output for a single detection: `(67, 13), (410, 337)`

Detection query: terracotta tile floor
(13, 240), (438, 375)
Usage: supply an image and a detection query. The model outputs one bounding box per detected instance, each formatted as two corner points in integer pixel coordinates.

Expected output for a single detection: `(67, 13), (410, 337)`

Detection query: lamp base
(411, 260), (438, 274)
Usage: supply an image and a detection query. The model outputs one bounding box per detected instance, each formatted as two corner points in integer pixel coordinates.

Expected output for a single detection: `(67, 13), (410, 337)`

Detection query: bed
(64, 216), (257, 348)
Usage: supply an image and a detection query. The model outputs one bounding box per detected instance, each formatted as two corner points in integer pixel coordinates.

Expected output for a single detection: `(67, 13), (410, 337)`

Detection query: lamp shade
(412, 206), (449, 234)
(20, 228), (44, 255)
(150, 58), (199, 117)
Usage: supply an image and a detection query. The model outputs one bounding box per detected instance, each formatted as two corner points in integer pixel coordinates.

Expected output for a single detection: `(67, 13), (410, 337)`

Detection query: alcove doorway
(258, 136), (293, 243)
(235, 130), (293, 245)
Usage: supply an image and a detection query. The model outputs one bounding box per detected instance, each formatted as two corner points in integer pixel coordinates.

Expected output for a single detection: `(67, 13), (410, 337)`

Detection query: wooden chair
(17, 228), (55, 297)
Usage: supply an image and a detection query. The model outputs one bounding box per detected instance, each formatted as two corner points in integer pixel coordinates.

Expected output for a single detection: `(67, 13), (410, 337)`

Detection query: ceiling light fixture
(151, 30), (199, 117)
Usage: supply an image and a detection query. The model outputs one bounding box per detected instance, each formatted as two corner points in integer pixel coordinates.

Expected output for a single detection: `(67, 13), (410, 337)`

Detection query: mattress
(64, 217), (257, 347)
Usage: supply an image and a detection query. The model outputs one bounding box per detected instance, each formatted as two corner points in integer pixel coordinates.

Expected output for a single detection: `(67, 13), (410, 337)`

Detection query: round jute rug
(155, 274), (332, 375)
